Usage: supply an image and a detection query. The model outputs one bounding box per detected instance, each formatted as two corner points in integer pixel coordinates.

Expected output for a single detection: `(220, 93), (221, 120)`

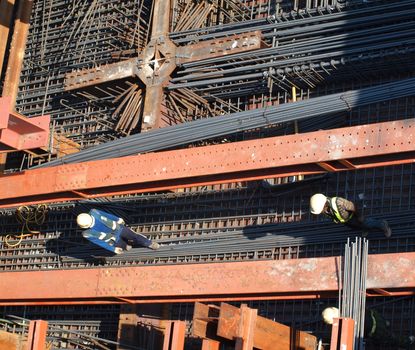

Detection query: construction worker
(322, 306), (415, 348)
(77, 209), (160, 254)
(309, 193), (391, 237)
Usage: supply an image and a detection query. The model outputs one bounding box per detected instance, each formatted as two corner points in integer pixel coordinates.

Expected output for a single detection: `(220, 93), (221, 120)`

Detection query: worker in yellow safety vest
(309, 194), (391, 238)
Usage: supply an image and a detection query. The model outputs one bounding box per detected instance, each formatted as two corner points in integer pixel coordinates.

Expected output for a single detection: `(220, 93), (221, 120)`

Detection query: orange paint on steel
(0, 0), (17, 77)
(0, 119), (414, 208)
(0, 252), (414, 305)
(217, 303), (316, 350)
(2, 0), (34, 108)
(26, 320), (48, 350)
(330, 318), (354, 350)
(0, 97), (50, 151)
(162, 321), (186, 350)
(202, 339), (220, 350)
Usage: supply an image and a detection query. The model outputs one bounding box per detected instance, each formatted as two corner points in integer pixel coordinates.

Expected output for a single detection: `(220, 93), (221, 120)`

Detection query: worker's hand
(114, 247), (123, 254)
(117, 218), (125, 225)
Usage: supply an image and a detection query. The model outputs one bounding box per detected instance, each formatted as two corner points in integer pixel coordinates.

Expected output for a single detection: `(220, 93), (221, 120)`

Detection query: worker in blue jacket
(310, 193), (391, 237)
(77, 209), (160, 254)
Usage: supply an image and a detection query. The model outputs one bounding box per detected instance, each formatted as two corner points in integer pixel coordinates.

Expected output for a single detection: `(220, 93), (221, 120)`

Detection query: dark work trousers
(115, 226), (152, 249)
(346, 215), (386, 233)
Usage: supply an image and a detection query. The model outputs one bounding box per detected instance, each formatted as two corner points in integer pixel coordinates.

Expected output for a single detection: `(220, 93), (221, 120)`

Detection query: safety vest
(328, 197), (353, 224)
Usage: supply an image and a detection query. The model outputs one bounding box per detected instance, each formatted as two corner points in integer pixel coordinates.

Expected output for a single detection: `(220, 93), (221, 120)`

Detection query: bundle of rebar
(14, 0), (415, 153)
(1, 208), (413, 271)
(171, 0), (415, 93)
(38, 77), (415, 167)
(339, 237), (368, 350)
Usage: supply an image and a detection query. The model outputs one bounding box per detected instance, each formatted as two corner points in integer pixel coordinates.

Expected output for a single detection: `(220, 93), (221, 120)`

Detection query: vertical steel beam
(151, 0), (171, 37)
(162, 321), (186, 350)
(2, 0), (33, 108)
(140, 0), (173, 131)
(25, 320), (48, 350)
(1, 0), (33, 172)
(330, 318), (354, 350)
(235, 305), (257, 350)
(0, 0), (16, 78)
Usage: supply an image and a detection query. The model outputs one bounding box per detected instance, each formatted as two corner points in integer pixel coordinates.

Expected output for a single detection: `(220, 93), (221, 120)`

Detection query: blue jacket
(82, 209), (124, 252)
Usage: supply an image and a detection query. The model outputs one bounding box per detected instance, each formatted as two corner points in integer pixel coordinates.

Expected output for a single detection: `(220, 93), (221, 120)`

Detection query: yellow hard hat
(77, 213), (93, 228)
(322, 307), (339, 325)
(310, 193), (328, 214)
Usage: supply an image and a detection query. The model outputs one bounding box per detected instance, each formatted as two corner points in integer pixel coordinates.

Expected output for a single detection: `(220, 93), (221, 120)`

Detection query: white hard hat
(322, 307), (339, 325)
(77, 213), (93, 228)
(310, 193), (328, 214)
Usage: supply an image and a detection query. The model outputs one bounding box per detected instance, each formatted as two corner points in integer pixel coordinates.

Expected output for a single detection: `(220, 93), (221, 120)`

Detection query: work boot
(381, 220), (392, 238)
(149, 242), (160, 250)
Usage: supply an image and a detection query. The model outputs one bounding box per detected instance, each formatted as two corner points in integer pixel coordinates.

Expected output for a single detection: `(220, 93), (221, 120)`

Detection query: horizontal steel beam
(0, 252), (414, 305)
(0, 119), (414, 207)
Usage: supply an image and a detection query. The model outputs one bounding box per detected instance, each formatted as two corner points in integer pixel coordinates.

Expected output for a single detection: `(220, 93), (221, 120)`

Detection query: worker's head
(322, 307), (339, 325)
(77, 213), (93, 228)
(310, 193), (328, 215)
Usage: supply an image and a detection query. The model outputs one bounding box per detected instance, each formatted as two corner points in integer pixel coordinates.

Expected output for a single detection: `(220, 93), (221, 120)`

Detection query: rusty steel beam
(176, 31), (263, 63)
(64, 31), (262, 91)
(0, 119), (414, 208)
(0, 97), (50, 151)
(217, 303), (317, 350)
(64, 59), (140, 90)
(0, 0), (17, 78)
(330, 318), (354, 350)
(0, 252), (414, 306)
(202, 339), (220, 350)
(63, 28), (262, 130)
(26, 320), (48, 350)
(2, 0), (33, 108)
(162, 321), (186, 350)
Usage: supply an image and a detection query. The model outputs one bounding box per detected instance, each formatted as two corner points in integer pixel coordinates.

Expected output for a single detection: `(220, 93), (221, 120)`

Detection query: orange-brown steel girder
(0, 119), (413, 208)
(0, 252), (414, 306)
(0, 97), (50, 151)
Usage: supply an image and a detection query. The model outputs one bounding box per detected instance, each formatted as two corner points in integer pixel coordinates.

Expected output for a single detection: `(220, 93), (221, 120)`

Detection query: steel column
(162, 321), (186, 350)
(2, 0), (33, 108)
(25, 320), (48, 350)
(0, 0), (16, 78)
(0, 252), (414, 305)
(329, 318), (354, 350)
(0, 119), (414, 208)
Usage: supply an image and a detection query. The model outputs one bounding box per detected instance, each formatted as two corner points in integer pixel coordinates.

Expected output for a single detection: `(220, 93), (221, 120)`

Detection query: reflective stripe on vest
(330, 197), (352, 224)
(368, 309), (377, 337)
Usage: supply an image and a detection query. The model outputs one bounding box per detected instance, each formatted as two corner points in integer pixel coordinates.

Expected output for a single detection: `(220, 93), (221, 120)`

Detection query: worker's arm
(82, 229), (117, 253)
